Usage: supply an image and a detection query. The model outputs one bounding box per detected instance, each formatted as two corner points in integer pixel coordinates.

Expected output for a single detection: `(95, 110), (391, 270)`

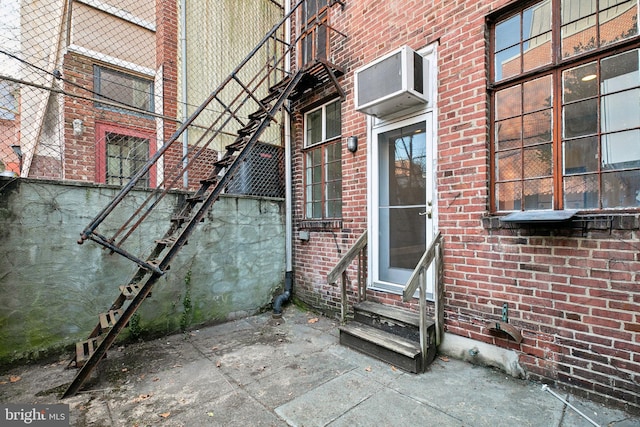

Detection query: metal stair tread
(119, 284), (142, 299)
(339, 323), (421, 358)
(99, 309), (123, 330)
(354, 300), (433, 328)
(75, 337), (102, 367)
(63, 3), (322, 396)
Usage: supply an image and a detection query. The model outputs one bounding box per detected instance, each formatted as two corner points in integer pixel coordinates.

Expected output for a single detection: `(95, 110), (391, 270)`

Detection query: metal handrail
(79, 0), (346, 248)
(327, 230), (367, 322)
(402, 231), (444, 369)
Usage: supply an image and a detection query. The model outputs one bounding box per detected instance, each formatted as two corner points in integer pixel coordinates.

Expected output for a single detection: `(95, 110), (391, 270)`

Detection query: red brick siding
(62, 52), (157, 183)
(61, 0), (181, 185)
(155, 0), (182, 184)
(289, 0), (640, 413)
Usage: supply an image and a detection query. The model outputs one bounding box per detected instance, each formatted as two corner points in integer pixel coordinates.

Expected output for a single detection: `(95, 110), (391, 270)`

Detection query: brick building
(1, 0), (281, 188)
(61, 1), (178, 186)
(288, 0), (640, 412)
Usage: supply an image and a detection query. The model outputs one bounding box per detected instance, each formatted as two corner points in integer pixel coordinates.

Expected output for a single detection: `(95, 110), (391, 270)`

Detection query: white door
(370, 113), (436, 297)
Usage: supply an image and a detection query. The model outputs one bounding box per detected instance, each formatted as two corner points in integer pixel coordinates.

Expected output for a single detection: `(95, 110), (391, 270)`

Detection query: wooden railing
(402, 231), (444, 369)
(327, 230), (367, 322)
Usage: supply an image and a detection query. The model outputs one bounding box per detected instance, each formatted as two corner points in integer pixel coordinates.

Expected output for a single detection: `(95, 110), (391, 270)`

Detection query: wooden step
(353, 301), (435, 342)
(98, 309), (124, 331)
(75, 337), (102, 368)
(339, 323), (423, 373)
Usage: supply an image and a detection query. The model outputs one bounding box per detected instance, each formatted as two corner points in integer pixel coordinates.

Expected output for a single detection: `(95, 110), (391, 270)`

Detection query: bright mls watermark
(1, 404), (69, 426)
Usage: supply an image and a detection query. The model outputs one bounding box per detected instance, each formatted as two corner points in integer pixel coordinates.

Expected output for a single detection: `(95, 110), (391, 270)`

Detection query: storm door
(371, 114), (435, 296)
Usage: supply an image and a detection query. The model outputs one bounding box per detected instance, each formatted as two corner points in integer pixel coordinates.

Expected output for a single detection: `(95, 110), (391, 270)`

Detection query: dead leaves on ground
(364, 365), (397, 373)
(0, 375), (22, 385)
(307, 317), (319, 324)
(132, 393), (152, 403)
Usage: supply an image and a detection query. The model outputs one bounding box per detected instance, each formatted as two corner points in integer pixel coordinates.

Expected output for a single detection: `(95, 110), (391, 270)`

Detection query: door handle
(419, 208), (432, 218)
(419, 201), (433, 219)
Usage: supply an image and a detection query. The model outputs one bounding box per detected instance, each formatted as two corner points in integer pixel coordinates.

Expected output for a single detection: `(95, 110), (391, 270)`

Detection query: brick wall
(290, 0), (640, 413)
(61, 0), (181, 185)
(155, 0), (182, 183)
(62, 52), (157, 183)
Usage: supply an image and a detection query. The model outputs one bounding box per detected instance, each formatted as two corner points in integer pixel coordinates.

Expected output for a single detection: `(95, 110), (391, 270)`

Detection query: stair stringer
(62, 70), (305, 398)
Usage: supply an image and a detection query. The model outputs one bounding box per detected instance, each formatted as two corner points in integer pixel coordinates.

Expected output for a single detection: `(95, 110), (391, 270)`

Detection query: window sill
(499, 209), (578, 223)
(299, 219), (343, 230)
(483, 212), (640, 233)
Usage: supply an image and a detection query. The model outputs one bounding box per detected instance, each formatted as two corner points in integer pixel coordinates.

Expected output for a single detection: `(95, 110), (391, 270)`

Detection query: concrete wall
(0, 177), (285, 365)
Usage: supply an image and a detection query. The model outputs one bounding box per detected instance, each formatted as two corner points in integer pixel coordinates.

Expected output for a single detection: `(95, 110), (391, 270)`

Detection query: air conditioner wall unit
(354, 45), (429, 118)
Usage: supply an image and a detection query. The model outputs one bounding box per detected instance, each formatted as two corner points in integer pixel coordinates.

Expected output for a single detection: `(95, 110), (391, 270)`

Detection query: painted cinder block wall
(290, 0), (640, 412)
(0, 178), (285, 366)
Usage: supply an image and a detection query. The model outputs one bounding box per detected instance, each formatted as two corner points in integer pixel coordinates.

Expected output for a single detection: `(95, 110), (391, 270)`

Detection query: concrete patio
(1, 305), (638, 426)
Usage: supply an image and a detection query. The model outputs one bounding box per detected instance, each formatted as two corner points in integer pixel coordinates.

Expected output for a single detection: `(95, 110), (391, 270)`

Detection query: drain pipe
(272, 88), (293, 317)
(273, 0), (293, 318)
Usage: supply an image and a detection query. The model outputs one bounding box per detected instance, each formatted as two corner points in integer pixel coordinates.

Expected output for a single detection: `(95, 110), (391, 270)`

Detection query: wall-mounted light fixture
(347, 136), (358, 153)
(73, 118), (83, 136)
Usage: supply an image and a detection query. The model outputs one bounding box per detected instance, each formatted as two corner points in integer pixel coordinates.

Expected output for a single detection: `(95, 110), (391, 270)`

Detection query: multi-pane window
(105, 132), (150, 188)
(305, 99), (342, 219)
(94, 66), (154, 114)
(491, 0), (639, 211)
(299, 0), (328, 66)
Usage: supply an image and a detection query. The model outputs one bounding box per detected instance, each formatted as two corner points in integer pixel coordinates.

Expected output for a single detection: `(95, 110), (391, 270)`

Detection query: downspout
(273, 0), (293, 317)
(180, 0), (189, 188)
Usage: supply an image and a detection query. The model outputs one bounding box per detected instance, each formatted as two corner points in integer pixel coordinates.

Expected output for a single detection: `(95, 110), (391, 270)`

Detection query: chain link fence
(0, 0), (285, 197)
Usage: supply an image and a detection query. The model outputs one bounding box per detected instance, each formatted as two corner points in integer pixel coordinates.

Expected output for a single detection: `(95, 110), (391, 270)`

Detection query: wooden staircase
(339, 301), (436, 373)
(63, 0), (346, 398)
(329, 231), (444, 374)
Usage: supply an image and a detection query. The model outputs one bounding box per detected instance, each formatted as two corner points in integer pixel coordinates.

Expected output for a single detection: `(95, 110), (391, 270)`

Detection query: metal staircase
(63, 0), (345, 398)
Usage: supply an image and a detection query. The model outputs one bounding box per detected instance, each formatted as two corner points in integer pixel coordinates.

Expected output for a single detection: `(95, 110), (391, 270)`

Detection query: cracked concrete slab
(0, 306), (637, 427)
